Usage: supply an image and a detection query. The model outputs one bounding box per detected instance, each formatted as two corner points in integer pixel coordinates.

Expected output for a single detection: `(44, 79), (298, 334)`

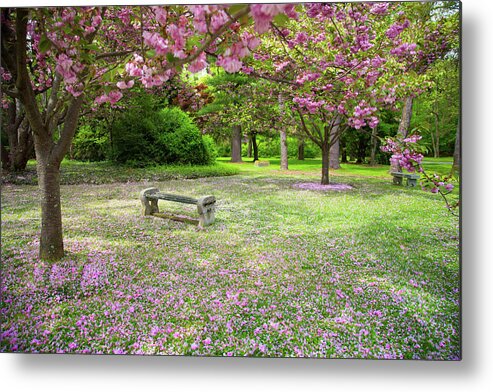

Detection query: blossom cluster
(381, 135), (457, 210)
(381, 135), (424, 172)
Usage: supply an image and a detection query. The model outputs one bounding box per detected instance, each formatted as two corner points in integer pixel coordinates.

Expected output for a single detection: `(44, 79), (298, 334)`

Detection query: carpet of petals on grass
(0, 177), (460, 359)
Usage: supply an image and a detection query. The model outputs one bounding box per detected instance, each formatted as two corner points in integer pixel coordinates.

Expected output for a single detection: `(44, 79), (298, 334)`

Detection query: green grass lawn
(1, 157), (460, 359)
(217, 156), (456, 179)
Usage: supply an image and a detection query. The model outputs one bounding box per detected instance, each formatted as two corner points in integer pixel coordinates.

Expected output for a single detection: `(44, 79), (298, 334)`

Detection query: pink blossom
(94, 94), (110, 105)
(108, 90), (123, 104)
(55, 53), (77, 84)
(143, 31), (169, 56)
(371, 3), (389, 15)
(116, 80), (135, 89)
(216, 55), (243, 73)
(210, 10), (229, 33)
(250, 4), (289, 34)
(92, 15), (102, 27)
(188, 51), (207, 73)
(125, 62), (143, 78)
(152, 7), (167, 26)
(0, 67), (12, 81)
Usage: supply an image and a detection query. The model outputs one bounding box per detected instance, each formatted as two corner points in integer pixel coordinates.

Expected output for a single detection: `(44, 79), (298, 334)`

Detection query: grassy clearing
(1, 159), (460, 358)
(217, 156), (456, 178)
(1, 159), (240, 186)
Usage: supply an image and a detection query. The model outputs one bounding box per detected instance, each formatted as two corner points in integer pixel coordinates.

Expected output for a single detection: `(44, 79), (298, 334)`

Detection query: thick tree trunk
(10, 123), (34, 172)
(251, 133), (258, 162)
(280, 128), (288, 170)
(297, 139), (305, 160)
(37, 160), (64, 260)
(392, 95), (414, 172)
(398, 96), (414, 138)
(329, 124), (340, 169)
(369, 126), (378, 166)
(452, 116), (460, 176)
(1, 144), (10, 170)
(12, 8), (86, 261)
(231, 125), (242, 163)
(2, 100), (33, 172)
(321, 143), (330, 185)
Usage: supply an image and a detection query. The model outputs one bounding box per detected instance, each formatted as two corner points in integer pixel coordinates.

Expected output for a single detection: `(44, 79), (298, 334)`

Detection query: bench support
(140, 187), (216, 227)
(140, 187), (160, 216)
(390, 172), (420, 187)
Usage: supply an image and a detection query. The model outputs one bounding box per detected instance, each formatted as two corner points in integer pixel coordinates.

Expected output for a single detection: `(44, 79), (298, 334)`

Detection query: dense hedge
(71, 124), (109, 162)
(108, 104), (216, 167)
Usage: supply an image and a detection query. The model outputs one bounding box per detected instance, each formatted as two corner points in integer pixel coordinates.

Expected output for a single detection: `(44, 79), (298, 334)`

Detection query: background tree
(411, 58), (459, 158)
(197, 71), (253, 163)
(389, 1), (459, 171)
(1, 98), (33, 171)
(244, 2), (421, 184)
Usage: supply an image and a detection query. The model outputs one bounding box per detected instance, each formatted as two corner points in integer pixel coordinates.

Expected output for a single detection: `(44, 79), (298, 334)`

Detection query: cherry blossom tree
(1, 4), (295, 261)
(387, 1), (459, 172)
(244, 2), (421, 184)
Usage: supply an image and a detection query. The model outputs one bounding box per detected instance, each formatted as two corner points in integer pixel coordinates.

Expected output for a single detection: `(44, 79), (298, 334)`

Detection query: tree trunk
(329, 124), (340, 169)
(356, 135), (366, 164)
(392, 95), (414, 172)
(231, 125), (242, 163)
(10, 123), (34, 172)
(321, 143), (330, 185)
(434, 112), (440, 158)
(278, 94), (288, 170)
(2, 100), (33, 172)
(37, 159), (64, 260)
(247, 135), (252, 158)
(398, 96), (414, 138)
(251, 133), (258, 161)
(280, 128), (288, 170)
(452, 115), (460, 176)
(340, 138), (348, 163)
(297, 139), (305, 160)
(369, 126), (378, 166)
(11, 8), (86, 261)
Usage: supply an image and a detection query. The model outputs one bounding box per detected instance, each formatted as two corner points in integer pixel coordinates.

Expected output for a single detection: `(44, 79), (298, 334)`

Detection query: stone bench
(140, 187), (216, 227)
(391, 172), (421, 187)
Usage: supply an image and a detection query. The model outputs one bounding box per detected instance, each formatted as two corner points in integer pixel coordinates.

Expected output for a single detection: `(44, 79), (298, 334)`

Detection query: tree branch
(15, 8), (46, 137)
(296, 108), (322, 148)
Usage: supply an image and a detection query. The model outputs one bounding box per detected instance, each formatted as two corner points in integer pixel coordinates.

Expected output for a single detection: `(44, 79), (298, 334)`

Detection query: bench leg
(140, 187), (160, 216)
(197, 196), (216, 227)
(392, 176), (403, 185)
(407, 178), (417, 187)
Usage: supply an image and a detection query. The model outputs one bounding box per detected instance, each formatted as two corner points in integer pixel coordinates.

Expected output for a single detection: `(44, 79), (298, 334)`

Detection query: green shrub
(110, 105), (215, 167)
(71, 124), (109, 162)
(256, 135), (319, 159)
(202, 135), (218, 163)
(216, 142), (231, 158)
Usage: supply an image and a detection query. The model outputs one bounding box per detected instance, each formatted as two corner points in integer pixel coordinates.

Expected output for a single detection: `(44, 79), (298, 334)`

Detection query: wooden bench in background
(391, 172), (421, 187)
(140, 187), (216, 227)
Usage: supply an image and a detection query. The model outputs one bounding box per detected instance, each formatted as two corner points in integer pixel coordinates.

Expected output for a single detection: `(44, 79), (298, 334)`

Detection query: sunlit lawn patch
(1, 161), (459, 359)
